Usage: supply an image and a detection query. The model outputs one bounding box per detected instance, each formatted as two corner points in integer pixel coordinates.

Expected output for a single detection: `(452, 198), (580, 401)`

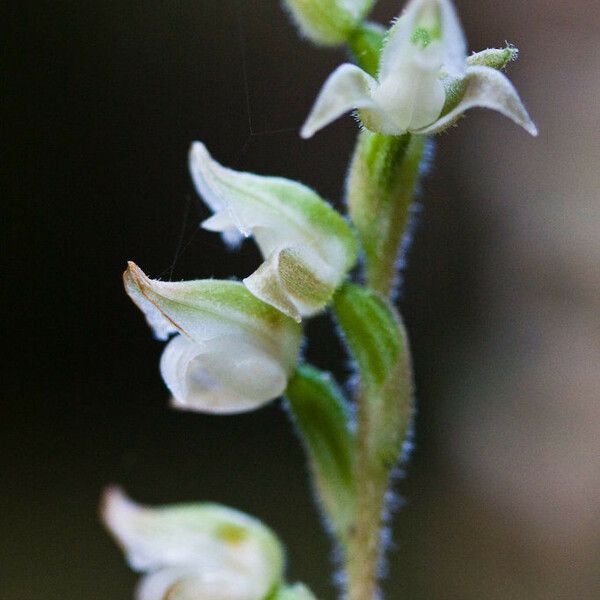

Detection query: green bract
(285, 365), (355, 541)
(283, 0), (376, 46)
(124, 262), (302, 414)
(189, 142), (357, 321)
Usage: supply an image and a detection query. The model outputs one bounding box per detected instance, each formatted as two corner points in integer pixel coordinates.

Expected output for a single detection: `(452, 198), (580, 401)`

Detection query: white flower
(123, 262), (301, 414)
(101, 487), (285, 600)
(301, 0), (537, 138)
(189, 142), (357, 322)
(283, 0), (376, 46)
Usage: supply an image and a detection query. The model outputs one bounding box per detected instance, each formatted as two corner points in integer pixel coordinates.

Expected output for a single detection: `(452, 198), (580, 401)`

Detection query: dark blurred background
(4, 1), (599, 598)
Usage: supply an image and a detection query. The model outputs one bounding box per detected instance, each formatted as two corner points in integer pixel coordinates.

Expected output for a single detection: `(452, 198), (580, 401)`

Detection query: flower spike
(189, 142), (357, 321)
(124, 262), (301, 414)
(301, 0), (537, 138)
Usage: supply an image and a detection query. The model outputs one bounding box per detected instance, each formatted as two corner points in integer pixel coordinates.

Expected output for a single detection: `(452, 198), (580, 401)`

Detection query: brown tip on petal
(123, 261), (140, 287)
(123, 262), (154, 296)
(125, 261), (142, 280)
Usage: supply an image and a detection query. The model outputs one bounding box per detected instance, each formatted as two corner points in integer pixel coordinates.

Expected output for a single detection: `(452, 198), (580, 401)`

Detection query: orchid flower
(123, 262), (301, 414)
(301, 0), (537, 138)
(102, 487), (316, 600)
(189, 142), (357, 322)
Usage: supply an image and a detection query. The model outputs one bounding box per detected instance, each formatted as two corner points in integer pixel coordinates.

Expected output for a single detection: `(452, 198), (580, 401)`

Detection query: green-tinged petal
(369, 0), (464, 133)
(283, 0), (375, 46)
(244, 247), (337, 322)
(102, 488), (284, 600)
(415, 65), (538, 136)
(285, 365), (355, 541)
(124, 262), (299, 364)
(379, 0), (465, 81)
(189, 143), (357, 319)
(300, 63), (377, 138)
(124, 262), (301, 413)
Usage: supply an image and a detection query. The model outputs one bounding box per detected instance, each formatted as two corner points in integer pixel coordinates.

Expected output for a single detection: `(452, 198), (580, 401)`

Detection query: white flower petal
(161, 334), (288, 414)
(201, 213), (244, 248)
(436, 0), (467, 77)
(137, 566), (260, 600)
(370, 42), (446, 133)
(415, 65), (538, 136)
(300, 63), (377, 138)
(379, 0), (465, 78)
(102, 488), (284, 600)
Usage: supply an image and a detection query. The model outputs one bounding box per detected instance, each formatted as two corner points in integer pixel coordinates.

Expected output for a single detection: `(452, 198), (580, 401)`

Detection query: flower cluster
(121, 0), (535, 420)
(123, 141), (356, 415)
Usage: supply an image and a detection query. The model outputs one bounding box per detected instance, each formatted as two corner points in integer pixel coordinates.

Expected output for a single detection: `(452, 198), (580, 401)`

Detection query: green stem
(334, 284), (414, 600)
(338, 26), (426, 600)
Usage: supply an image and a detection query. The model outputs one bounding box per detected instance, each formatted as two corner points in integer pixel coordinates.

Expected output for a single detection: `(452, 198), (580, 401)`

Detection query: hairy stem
(345, 389), (381, 600)
(334, 284), (414, 600)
